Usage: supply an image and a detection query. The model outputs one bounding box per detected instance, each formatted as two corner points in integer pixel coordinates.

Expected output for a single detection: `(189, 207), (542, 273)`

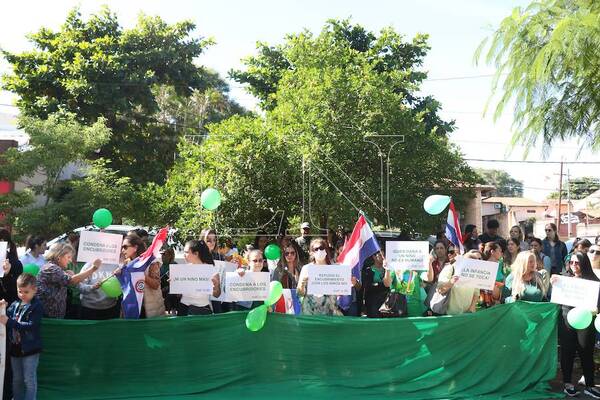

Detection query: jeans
(11, 353), (39, 400)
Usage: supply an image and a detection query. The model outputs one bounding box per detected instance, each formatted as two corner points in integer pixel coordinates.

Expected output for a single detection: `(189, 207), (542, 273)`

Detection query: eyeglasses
(312, 246), (326, 252)
(122, 244), (130, 250)
(285, 251), (296, 256)
(569, 260), (580, 265)
(590, 249), (600, 255)
(545, 229), (553, 232)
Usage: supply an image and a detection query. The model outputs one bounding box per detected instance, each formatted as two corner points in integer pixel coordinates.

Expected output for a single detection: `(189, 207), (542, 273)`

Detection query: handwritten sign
(225, 271), (270, 301)
(169, 264), (218, 295)
(386, 241), (429, 271)
(551, 275), (600, 310)
(211, 261), (238, 302)
(77, 231), (122, 265)
(307, 264), (352, 296)
(453, 257), (497, 291)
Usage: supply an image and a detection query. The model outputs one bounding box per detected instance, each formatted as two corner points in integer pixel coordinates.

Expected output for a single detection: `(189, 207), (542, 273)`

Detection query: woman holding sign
(37, 243), (101, 318)
(502, 251), (548, 303)
(552, 252), (600, 398)
(177, 240), (221, 316)
(297, 239), (343, 316)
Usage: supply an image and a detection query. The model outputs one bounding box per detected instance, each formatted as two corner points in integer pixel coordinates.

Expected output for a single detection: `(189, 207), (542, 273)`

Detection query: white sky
(1, 0), (598, 202)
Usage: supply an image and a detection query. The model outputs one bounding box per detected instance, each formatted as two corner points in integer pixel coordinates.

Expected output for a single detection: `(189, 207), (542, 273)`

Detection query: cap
(301, 222), (310, 229)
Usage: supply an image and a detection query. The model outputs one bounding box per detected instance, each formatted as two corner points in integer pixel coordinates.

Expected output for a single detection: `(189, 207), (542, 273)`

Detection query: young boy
(0, 273), (43, 400)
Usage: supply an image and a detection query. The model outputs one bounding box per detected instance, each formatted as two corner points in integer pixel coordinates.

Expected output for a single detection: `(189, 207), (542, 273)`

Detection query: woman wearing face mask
(509, 225), (529, 251)
(503, 251), (548, 303)
(551, 253), (600, 398)
(297, 238), (343, 316)
(588, 244), (600, 280)
(542, 223), (567, 275)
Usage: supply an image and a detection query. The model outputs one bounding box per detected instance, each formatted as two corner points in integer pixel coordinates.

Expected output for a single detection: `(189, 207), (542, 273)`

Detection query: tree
(548, 176), (600, 200)
(475, 168), (524, 197)
(158, 20), (478, 237)
(476, 0), (600, 152)
(2, 7), (214, 183)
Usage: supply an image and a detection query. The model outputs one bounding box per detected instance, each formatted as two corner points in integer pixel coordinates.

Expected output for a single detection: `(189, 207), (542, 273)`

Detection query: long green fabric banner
(39, 302), (558, 399)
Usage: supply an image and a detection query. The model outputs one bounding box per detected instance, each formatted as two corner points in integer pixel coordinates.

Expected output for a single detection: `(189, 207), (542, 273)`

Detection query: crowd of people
(1, 219), (600, 399)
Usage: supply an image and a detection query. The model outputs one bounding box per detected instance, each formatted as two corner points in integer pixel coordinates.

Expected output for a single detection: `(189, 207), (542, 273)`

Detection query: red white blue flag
(445, 201), (464, 254)
(273, 289), (301, 315)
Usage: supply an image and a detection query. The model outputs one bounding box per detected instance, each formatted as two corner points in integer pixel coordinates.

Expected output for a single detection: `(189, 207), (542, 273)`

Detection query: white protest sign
(169, 264), (218, 295)
(386, 241), (429, 271)
(211, 260), (238, 302)
(551, 275), (600, 310)
(77, 231), (123, 265)
(0, 242), (7, 278)
(307, 264), (352, 296)
(225, 271), (270, 301)
(453, 257), (497, 291)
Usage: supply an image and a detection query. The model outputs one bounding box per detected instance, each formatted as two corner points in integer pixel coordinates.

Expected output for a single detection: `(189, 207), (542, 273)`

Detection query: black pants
(560, 313), (596, 386)
(177, 303), (212, 316)
(80, 304), (121, 320)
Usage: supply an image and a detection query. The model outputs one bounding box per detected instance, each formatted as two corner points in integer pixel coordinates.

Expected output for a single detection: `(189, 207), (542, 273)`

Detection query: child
(0, 273), (43, 400)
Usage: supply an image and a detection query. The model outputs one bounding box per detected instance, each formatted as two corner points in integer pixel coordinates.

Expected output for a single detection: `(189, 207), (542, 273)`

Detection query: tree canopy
(548, 176), (600, 200)
(157, 20), (478, 238)
(1, 7), (219, 183)
(476, 0), (600, 152)
(475, 168), (524, 197)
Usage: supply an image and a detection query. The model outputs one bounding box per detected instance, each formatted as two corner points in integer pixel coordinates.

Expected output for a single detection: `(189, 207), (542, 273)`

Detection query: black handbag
(378, 292), (408, 318)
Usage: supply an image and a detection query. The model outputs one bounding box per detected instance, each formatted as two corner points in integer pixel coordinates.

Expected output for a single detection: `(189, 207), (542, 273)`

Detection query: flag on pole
(336, 215), (381, 310)
(445, 200), (464, 254)
(117, 227), (168, 319)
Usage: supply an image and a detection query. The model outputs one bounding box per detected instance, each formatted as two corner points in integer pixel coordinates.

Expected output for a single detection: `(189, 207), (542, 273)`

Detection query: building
(480, 197), (548, 238)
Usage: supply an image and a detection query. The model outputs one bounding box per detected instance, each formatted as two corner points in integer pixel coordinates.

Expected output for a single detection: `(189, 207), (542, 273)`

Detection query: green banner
(39, 302), (558, 399)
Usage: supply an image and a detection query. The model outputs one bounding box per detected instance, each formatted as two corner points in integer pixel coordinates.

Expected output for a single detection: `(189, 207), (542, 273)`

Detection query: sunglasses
(122, 244), (130, 250)
(448, 249), (456, 254)
(312, 246), (326, 252)
(285, 251), (296, 256)
(589, 249), (600, 255)
(569, 260), (580, 265)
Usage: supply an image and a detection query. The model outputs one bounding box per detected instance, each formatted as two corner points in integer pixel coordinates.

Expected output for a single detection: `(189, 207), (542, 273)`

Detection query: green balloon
(200, 188), (221, 210)
(264, 244), (281, 260)
(93, 208), (113, 228)
(567, 308), (593, 329)
(101, 277), (123, 298)
(264, 281), (283, 306)
(23, 263), (40, 276)
(245, 304), (268, 332)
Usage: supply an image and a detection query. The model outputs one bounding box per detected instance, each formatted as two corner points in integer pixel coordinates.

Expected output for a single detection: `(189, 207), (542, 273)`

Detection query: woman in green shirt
(502, 251), (548, 303)
(383, 268), (426, 317)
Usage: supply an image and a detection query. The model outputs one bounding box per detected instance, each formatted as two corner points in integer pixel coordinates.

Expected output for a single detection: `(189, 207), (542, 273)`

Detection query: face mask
(314, 249), (327, 261)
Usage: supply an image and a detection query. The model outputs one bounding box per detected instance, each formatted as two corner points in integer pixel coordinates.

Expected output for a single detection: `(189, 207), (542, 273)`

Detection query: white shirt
(20, 252), (46, 267)
(180, 293), (211, 307)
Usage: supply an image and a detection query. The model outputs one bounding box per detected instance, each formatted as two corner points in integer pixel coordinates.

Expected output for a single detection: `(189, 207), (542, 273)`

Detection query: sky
(1, 0), (597, 202)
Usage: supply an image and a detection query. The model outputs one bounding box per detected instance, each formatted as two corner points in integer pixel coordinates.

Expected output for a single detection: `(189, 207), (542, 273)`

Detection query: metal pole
(557, 160), (563, 233)
(567, 168), (571, 239)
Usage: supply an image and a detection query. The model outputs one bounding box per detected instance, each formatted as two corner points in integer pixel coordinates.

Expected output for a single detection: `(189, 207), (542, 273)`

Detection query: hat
(301, 222), (310, 229)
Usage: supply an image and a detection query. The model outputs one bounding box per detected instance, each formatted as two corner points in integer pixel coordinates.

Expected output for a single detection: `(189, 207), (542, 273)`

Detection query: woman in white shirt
(19, 236), (47, 267)
(177, 240), (221, 316)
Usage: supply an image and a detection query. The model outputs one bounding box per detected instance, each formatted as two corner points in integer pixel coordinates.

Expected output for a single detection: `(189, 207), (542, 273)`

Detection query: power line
(466, 158), (600, 165)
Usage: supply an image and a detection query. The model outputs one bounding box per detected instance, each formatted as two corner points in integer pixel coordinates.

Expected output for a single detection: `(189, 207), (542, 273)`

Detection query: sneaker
(564, 384), (579, 397)
(584, 387), (600, 399)
(578, 375), (586, 386)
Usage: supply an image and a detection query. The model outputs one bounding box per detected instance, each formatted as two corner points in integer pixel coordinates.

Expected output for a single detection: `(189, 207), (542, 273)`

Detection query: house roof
(482, 197), (547, 208)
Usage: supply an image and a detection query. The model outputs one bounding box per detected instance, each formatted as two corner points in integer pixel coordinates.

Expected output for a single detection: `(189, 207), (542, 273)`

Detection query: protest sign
(211, 260), (238, 302)
(386, 241), (429, 271)
(307, 264), (352, 296)
(169, 264), (218, 295)
(78, 231), (122, 265)
(0, 241), (7, 278)
(453, 257), (497, 291)
(551, 275), (600, 310)
(225, 271), (270, 301)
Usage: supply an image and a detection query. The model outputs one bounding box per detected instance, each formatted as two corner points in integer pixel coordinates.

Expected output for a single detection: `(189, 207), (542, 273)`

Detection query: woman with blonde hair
(37, 243), (100, 318)
(502, 251), (548, 303)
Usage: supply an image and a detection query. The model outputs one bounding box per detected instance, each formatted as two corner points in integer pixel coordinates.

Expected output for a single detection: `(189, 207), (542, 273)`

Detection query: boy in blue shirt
(0, 273), (42, 400)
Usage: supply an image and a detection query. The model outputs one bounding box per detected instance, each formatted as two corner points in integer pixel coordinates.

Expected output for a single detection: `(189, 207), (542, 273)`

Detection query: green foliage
(476, 0), (600, 152)
(0, 113), (111, 205)
(475, 168), (524, 197)
(548, 176), (600, 200)
(161, 20), (478, 237)
(1, 6), (213, 183)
